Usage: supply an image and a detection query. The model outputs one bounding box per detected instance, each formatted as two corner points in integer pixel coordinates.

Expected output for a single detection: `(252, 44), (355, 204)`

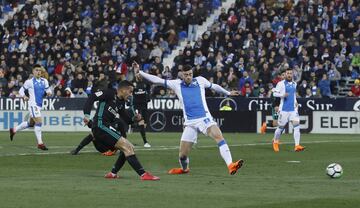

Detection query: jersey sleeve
(197, 76), (230, 96)
(44, 79), (52, 95)
(197, 76), (212, 88)
(165, 79), (180, 90)
(83, 89), (114, 117)
(19, 80), (31, 97)
(273, 81), (285, 98)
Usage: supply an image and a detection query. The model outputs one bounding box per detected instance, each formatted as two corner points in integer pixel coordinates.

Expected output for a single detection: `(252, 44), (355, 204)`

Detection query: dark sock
(139, 125), (148, 144)
(111, 151), (126, 174)
(126, 154), (146, 176)
(179, 156), (188, 170)
(267, 121), (274, 128)
(75, 134), (93, 153)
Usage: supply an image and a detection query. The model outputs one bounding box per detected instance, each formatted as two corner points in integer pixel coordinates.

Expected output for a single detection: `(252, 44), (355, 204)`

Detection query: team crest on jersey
(192, 79), (199, 86)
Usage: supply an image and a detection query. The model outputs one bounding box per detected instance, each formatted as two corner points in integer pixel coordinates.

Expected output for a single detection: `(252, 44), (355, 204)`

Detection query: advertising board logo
(219, 97), (238, 111)
(149, 111), (166, 131)
(353, 100), (360, 111)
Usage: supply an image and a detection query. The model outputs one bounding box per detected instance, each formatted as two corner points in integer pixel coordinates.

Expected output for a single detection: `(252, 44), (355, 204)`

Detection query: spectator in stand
(351, 79), (360, 97)
(318, 74), (332, 98)
(1, 0), (359, 98)
(238, 71), (254, 90)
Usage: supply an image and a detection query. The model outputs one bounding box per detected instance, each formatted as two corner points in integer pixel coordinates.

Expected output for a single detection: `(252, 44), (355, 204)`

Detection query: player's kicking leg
(10, 119), (33, 141)
(207, 125), (244, 175)
(106, 136), (159, 180)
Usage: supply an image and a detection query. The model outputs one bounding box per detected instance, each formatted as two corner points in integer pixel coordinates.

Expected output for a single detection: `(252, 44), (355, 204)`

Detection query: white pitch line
(0, 140), (359, 157)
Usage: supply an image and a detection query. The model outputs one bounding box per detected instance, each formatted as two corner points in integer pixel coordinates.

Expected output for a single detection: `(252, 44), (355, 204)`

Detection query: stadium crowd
(0, 0), (359, 99)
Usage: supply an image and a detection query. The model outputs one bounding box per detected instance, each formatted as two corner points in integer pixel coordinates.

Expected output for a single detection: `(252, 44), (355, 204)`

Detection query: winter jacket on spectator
(318, 74), (332, 98)
(238, 71), (254, 90)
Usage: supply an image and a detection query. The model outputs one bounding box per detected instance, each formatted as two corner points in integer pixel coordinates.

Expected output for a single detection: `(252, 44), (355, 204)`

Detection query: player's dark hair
(182, 65), (192, 72)
(286, 68), (292, 71)
(118, 80), (134, 89)
(33, 64), (42, 69)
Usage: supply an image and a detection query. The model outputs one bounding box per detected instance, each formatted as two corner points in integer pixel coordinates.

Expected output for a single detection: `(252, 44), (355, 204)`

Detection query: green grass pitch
(0, 132), (359, 208)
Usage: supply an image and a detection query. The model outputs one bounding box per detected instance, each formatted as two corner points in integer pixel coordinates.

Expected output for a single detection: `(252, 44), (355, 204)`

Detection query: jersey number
(203, 118), (210, 124)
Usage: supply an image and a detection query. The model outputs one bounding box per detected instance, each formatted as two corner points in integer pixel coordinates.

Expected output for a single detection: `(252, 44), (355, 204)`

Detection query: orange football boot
(168, 168), (189, 174)
(260, 122), (267, 134)
(228, 159), (244, 175)
(294, 145), (305, 152)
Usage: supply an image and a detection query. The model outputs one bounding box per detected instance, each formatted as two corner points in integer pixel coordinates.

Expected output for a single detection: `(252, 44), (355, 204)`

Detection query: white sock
(274, 127), (283, 142)
(293, 125), (300, 146)
(218, 140), (232, 166)
(14, 121), (29, 132)
(34, 124), (43, 144)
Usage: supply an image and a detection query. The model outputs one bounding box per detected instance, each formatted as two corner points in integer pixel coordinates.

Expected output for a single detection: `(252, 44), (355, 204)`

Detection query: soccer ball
(326, 163), (343, 178)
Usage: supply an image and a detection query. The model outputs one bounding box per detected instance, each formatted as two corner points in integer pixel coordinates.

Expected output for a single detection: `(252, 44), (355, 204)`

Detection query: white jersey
(273, 80), (297, 112)
(139, 71), (230, 126)
(20, 77), (51, 107)
(165, 76), (213, 124)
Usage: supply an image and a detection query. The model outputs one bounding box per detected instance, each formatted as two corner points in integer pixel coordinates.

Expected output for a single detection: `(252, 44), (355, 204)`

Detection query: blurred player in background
(83, 80), (159, 180)
(136, 64), (244, 175)
(272, 68), (305, 152)
(10, 64), (52, 150)
(260, 70), (285, 134)
(132, 75), (151, 147)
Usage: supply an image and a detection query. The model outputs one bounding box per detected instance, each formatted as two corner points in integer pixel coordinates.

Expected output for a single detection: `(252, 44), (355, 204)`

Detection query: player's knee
(213, 131), (224, 142)
(121, 139), (135, 156)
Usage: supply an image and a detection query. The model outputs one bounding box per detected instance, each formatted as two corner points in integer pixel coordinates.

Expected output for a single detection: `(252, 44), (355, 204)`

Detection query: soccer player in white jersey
(136, 64), (244, 175)
(272, 68), (305, 152)
(10, 65), (52, 150)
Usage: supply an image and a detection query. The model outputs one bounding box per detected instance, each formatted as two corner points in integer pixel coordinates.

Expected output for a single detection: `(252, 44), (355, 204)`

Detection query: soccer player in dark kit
(132, 73), (152, 147)
(82, 80), (159, 180)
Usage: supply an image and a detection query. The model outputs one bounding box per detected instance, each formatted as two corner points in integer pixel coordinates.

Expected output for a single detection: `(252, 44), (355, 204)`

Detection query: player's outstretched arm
(138, 71), (166, 85)
(199, 76), (237, 96)
(211, 83), (232, 96)
(133, 62), (166, 85)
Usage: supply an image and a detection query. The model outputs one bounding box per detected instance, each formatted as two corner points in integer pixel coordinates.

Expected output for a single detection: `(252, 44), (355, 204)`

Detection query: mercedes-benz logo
(149, 111), (166, 131)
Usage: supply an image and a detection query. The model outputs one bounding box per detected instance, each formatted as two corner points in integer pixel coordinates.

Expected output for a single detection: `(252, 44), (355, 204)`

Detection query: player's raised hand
(229, 90), (240, 96)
